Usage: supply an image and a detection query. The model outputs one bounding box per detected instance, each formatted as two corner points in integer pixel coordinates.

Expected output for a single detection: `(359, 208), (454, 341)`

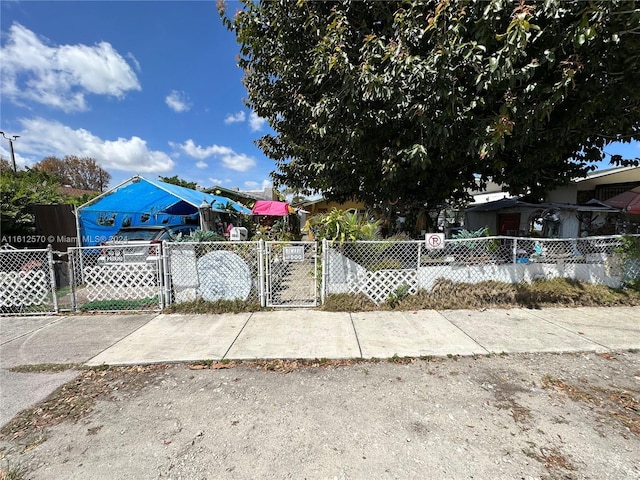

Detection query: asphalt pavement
(1, 306), (639, 427)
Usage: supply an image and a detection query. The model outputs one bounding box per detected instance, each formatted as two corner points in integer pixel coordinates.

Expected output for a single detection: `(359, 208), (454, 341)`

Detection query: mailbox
(229, 226), (248, 241)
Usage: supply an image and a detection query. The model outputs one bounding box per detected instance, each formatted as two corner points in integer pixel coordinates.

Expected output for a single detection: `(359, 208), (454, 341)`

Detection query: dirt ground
(1, 351), (639, 480)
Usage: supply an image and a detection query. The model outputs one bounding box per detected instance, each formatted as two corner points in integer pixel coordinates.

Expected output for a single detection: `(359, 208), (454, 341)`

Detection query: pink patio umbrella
(604, 186), (640, 215)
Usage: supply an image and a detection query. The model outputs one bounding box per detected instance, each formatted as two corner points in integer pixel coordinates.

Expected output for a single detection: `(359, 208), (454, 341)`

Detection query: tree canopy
(221, 0), (640, 215)
(35, 155), (111, 192)
(1, 166), (64, 236)
(1, 159), (100, 238)
(159, 175), (198, 190)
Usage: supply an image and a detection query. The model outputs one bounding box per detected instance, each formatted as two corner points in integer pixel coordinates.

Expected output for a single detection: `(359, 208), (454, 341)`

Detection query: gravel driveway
(1, 351), (638, 479)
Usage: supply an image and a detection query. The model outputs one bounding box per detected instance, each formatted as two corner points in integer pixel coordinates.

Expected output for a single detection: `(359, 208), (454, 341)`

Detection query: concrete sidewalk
(84, 306), (640, 365)
(1, 307), (638, 368)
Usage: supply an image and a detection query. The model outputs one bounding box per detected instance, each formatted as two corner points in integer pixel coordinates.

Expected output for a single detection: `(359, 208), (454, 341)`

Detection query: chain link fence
(323, 236), (630, 305)
(164, 241), (262, 306)
(67, 244), (164, 312)
(0, 245), (58, 315)
(3, 235), (636, 314)
(264, 241), (318, 307)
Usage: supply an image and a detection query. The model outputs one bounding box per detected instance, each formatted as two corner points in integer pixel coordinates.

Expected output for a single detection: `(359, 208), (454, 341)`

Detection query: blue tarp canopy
(77, 176), (250, 246)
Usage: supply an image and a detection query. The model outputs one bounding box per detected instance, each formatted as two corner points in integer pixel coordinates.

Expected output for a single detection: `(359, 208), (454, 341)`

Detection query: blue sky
(0, 0), (275, 192)
(1, 1), (638, 195)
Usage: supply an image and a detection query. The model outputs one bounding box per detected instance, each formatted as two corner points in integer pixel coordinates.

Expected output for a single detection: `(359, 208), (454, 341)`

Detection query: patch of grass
(388, 354), (414, 364)
(387, 283), (411, 309)
(515, 278), (635, 307)
(320, 278), (640, 312)
(55, 285), (72, 298)
(9, 363), (86, 373)
(321, 293), (381, 312)
(165, 298), (262, 314)
(80, 296), (159, 311)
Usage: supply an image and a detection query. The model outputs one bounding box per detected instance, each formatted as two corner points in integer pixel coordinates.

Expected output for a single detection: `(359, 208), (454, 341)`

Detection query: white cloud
(17, 117), (174, 172)
(165, 90), (191, 113)
(1, 23), (140, 112)
(195, 160), (208, 169)
(126, 52), (141, 72)
(0, 144), (29, 170)
(248, 111), (267, 132)
(244, 179), (273, 190)
(224, 111), (246, 124)
(175, 139), (256, 172)
(209, 178), (233, 186)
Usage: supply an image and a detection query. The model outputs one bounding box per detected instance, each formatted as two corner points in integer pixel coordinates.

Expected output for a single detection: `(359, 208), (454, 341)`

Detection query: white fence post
(162, 240), (171, 308)
(68, 247), (77, 312)
(321, 239), (328, 304)
(258, 239), (266, 307)
(47, 245), (59, 313)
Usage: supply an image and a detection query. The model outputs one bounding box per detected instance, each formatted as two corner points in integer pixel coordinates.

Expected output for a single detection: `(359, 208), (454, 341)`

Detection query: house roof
(576, 165), (639, 182)
(466, 197), (620, 213)
(58, 186), (98, 197)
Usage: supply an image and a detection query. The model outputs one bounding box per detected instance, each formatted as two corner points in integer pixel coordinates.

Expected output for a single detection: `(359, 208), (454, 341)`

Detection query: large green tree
(221, 0), (640, 215)
(1, 166), (64, 237)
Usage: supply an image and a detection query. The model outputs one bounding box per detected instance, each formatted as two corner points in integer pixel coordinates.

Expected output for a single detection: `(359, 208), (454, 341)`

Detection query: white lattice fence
(0, 270), (50, 307)
(68, 245), (163, 311)
(83, 264), (159, 301)
(356, 269), (418, 305)
(0, 245), (57, 315)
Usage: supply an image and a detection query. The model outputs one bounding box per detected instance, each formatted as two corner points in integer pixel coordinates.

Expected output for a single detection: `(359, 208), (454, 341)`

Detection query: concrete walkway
(3, 306), (638, 368)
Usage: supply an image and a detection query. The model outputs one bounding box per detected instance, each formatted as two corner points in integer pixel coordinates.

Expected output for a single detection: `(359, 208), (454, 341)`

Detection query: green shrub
(615, 235), (640, 290)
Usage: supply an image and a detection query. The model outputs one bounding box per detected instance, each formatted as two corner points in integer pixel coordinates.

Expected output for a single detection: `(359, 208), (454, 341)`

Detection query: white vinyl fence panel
(0, 245), (58, 315)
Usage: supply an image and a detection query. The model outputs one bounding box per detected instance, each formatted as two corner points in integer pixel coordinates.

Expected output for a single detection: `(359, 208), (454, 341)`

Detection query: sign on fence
(425, 233), (445, 250)
(282, 246), (305, 262)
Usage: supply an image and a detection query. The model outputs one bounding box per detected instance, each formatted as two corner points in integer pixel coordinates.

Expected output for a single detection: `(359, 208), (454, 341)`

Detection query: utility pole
(0, 131), (20, 172)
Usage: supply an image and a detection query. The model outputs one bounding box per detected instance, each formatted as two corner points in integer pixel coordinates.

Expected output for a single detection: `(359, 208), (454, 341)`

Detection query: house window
(594, 182), (640, 201)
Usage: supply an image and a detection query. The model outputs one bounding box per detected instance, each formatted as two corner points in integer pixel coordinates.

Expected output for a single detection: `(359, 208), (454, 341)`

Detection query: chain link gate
(0, 245), (58, 315)
(68, 244), (164, 312)
(264, 241), (318, 307)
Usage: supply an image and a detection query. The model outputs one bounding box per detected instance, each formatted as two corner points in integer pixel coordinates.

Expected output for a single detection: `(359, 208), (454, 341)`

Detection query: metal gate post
(258, 239), (266, 307)
(321, 239), (328, 304)
(47, 245), (59, 313)
(67, 247), (78, 312)
(162, 240), (171, 309)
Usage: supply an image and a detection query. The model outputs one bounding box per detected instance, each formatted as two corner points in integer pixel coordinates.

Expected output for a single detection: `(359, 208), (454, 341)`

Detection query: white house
(464, 166), (640, 238)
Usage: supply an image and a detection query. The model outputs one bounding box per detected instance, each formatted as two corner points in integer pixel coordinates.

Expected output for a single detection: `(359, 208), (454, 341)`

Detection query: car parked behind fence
(99, 225), (199, 264)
